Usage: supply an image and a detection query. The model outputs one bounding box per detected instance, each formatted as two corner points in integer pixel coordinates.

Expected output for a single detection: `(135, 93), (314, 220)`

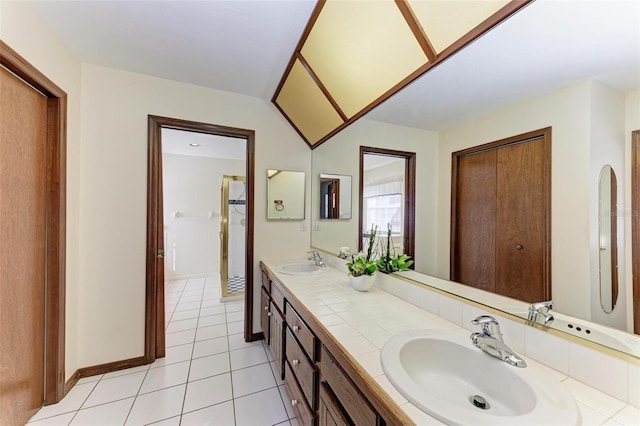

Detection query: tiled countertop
(262, 259), (639, 425)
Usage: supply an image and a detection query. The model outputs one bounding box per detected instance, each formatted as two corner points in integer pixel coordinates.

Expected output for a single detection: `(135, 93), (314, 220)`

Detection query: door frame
(450, 127), (552, 300)
(146, 116), (256, 363)
(0, 41), (67, 404)
(632, 130), (639, 334)
(358, 146), (416, 263)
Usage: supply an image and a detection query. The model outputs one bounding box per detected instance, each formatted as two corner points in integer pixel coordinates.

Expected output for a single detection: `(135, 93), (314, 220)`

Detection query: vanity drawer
(284, 361), (316, 426)
(320, 346), (377, 425)
(286, 302), (316, 360)
(286, 327), (318, 409)
(261, 270), (271, 291)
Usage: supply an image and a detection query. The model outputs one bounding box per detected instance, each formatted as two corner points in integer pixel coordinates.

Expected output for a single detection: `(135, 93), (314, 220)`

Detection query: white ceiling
(28, 0), (640, 136)
(161, 128), (246, 160)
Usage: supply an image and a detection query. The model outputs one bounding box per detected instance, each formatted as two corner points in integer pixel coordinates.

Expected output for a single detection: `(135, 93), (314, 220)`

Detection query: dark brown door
(452, 149), (497, 292)
(154, 151), (165, 358)
(452, 129), (551, 303)
(0, 67), (47, 425)
(495, 138), (547, 301)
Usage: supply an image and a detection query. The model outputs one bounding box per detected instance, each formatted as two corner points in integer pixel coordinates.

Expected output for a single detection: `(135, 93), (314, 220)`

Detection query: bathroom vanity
(260, 261), (411, 425)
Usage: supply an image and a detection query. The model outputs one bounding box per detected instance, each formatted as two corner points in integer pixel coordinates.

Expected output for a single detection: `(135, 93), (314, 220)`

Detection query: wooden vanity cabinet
(261, 270), (285, 379)
(260, 263), (408, 426)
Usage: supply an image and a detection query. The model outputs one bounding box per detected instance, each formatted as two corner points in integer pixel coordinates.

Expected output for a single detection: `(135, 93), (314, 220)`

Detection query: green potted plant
(376, 224), (413, 273)
(346, 224), (378, 291)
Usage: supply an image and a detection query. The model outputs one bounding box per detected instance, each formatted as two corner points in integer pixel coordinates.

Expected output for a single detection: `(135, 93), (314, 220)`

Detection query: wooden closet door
(452, 149), (497, 292)
(0, 66), (47, 425)
(495, 138), (547, 302)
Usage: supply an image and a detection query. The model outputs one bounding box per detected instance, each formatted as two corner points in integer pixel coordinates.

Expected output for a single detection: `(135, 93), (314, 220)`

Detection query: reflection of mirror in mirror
(310, 0), (640, 356)
(319, 173), (352, 219)
(599, 165), (619, 314)
(267, 169), (305, 220)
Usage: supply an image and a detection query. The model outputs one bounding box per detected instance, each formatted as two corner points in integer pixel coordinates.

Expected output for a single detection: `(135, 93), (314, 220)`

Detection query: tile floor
(28, 276), (298, 426)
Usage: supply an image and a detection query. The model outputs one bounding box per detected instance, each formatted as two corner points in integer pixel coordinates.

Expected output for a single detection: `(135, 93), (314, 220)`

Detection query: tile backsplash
(324, 255), (640, 409)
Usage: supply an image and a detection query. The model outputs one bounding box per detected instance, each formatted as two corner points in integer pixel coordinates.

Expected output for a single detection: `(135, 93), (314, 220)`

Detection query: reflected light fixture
(273, 0), (532, 149)
(189, 143), (200, 148)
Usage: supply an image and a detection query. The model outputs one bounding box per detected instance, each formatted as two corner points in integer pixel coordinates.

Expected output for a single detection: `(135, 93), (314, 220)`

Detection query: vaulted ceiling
(28, 0), (640, 146)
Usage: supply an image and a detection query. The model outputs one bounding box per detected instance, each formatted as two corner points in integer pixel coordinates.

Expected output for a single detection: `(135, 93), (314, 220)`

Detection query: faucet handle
(472, 315), (500, 335)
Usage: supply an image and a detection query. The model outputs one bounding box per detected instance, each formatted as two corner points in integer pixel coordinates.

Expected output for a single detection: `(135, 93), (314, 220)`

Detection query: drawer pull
(291, 399), (298, 407)
(268, 312), (273, 317)
(292, 325), (300, 332)
(292, 359), (299, 366)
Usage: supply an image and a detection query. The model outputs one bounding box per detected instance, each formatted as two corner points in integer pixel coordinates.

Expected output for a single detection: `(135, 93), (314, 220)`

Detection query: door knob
(515, 244), (523, 250)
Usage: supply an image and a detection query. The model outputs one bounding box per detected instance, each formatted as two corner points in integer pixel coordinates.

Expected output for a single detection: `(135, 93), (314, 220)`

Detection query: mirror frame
(359, 146), (416, 263)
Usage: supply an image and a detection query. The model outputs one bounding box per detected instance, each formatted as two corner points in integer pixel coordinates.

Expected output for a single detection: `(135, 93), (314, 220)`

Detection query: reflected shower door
(221, 175), (246, 298)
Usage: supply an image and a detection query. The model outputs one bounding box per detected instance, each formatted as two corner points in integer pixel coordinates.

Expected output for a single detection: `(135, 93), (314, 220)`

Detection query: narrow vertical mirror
(599, 165), (618, 313)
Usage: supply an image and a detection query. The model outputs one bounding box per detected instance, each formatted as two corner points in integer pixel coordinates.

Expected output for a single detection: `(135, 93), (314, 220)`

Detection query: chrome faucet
(527, 300), (554, 325)
(470, 315), (527, 368)
(307, 250), (326, 268)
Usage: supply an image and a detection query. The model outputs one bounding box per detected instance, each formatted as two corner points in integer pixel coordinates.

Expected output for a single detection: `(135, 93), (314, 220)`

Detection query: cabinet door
(319, 382), (349, 426)
(260, 286), (270, 344)
(269, 301), (285, 380)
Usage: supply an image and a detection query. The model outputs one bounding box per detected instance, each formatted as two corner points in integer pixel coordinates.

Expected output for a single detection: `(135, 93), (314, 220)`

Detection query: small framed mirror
(319, 173), (352, 219)
(267, 169), (305, 220)
(598, 165), (619, 313)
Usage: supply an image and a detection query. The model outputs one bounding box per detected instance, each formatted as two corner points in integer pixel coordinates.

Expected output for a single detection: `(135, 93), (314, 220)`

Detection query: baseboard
(248, 331), (264, 342)
(77, 356), (147, 379)
(63, 370), (80, 396)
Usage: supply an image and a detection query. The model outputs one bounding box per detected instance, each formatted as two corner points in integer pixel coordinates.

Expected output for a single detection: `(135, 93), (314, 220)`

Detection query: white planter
(349, 274), (376, 292)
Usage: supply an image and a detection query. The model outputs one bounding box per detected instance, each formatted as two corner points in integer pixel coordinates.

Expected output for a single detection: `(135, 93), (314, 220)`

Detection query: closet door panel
(452, 149), (497, 292)
(495, 138), (546, 301)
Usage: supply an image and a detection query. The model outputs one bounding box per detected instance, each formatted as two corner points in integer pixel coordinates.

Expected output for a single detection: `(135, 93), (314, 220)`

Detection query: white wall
(311, 118), (440, 275)
(77, 63), (311, 367)
(438, 79), (593, 320)
(162, 154), (245, 280)
(0, 1), (82, 380)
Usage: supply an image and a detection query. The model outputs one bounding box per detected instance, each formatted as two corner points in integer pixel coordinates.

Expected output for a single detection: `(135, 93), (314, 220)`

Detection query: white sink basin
(381, 330), (579, 425)
(278, 263), (330, 275)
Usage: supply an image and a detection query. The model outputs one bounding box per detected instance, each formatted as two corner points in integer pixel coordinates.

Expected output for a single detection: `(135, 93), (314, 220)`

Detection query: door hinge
(157, 249), (165, 259)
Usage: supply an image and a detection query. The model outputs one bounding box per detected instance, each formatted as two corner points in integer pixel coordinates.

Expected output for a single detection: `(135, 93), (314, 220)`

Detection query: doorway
(220, 175), (247, 299)
(0, 41), (66, 424)
(359, 146), (416, 264)
(450, 127), (551, 303)
(146, 116), (256, 364)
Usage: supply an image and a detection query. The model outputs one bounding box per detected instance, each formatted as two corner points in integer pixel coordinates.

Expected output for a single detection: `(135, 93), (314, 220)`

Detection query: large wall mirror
(310, 0), (639, 358)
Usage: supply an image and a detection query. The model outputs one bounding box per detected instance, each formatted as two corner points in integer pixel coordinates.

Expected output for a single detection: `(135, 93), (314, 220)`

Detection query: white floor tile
(201, 299), (222, 308)
(30, 382), (97, 421)
(269, 361), (285, 386)
(227, 321), (244, 335)
(139, 361), (189, 394)
(27, 412), (75, 425)
(125, 385), (186, 425)
(226, 310), (244, 323)
(188, 352), (230, 382)
(234, 388), (288, 426)
(175, 301), (201, 312)
(181, 401), (235, 425)
(76, 375), (102, 385)
(228, 334), (262, 351)
(199, 306), (226, 317)
(278, 385), (295, 419)
(193, 336), (229, 359)
(197, 314), (227, 328)
(166, 329), (196, 347)
(83, 372), (146, 408)
(230, 345), (269, 371)
(231, 363), (277, 397)
(183, 374), (233, 413)
(70, 397), (134, 425)
(148, 415), (181, 425)
(150, 343), (194, 368)
(170, 309), (200, 321)
(225, 302), (244, 313)
(196, 324), (227, 341)
(166, 318), (198, 333)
